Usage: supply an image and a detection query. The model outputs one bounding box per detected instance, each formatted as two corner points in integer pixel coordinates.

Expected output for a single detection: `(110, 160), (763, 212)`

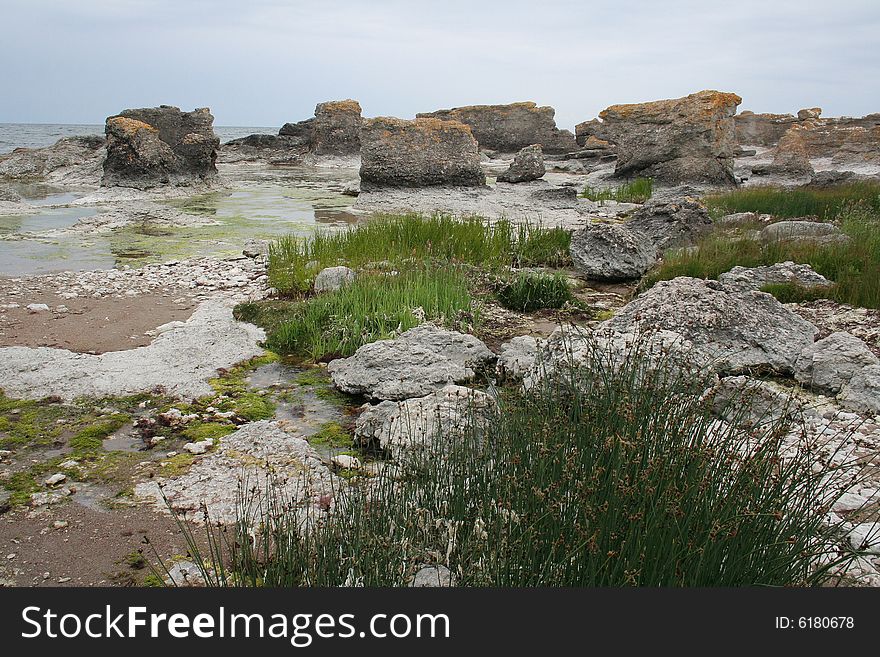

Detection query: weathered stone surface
(570, 222), (656, 281)
(353, 384), (497, 460)
(497, 144), (545, 183)
(327, 324), (495, 400)
(626, 198), (713, 251)
(734, 111), (798, 147)
(219, 134), (308, 164)
(279, 117), (315, 140)
(0, 135), (105, 184)
(495, 335), (539, 381)
(604, 277), (818, 374)
(102, 106), (219, 188)
(760, 220), (848, 245)
(584, 90), (742, 184)
(718, 261), (833, 293)
(312, 99), (362, 155)
(417, 102), (577, 154)
(757, 123), (816, 177)
(313, 266), (356, 293)
(410, 565), (455, 587)
(707, 375), (797, 428)
(775, 116), (880, 167)
(798, 107), (823, 121)
(795, 332), (879, 393)
(838, 365), (880, 414)
(359, 117), (485, 189)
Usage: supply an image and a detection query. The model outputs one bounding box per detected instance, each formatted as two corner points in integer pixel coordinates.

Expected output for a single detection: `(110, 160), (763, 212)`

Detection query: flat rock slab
(136, 420), (337, 524)
(327, 323), (495, 401)
(719, 261), (832, 293)
(0, 300), (265, 400)
(604, 277), (818, 375)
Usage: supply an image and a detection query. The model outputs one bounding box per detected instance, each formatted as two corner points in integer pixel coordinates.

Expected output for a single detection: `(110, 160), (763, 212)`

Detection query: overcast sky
(2, 0), (878, 129)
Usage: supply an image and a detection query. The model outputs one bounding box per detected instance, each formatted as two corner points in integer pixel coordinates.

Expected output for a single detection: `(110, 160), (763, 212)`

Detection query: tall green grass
(268, 214), (571, 296)
(581, 177), (653, 204)
(236, 267), (476, 360)
(705, 182), (880, 220)
(496, 271), (573, 312)
(160, 340), (862, 587)
(645, 203), (880, 308)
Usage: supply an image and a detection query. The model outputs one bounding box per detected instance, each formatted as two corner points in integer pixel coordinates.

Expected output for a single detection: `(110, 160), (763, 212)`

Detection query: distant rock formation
(102, 106), (219, 188)
(734, 111), (799, 147)
(417, 102), (578, 154)
(312, 100), (362, 155)
(359, 117), (485, 188)
(497, 144), (545, 183)
(577, 90), (742, 184)
(0, 135), (105, 185)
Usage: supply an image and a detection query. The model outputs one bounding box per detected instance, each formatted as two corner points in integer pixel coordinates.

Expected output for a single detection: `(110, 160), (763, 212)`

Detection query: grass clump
(645, 202), (880, 308)
(268, 214), (570, 296)
(581, 177), (653, 204)
(240, 268), (476, 360)
(497, 271), (573, 312)
(181, 423), (235, 443)
(705, 182), (880, 220)
(309, 421), (352, 448)
(166, 338), (861, 587)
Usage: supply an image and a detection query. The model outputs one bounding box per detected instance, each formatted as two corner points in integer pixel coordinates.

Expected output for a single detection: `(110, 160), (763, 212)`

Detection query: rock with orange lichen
(359, 117), (485, 188)
(417, 102), (578, 154)
(579, 90), (742, 184)
(313, 99), (363, 155)
(102, 105), (219, 189)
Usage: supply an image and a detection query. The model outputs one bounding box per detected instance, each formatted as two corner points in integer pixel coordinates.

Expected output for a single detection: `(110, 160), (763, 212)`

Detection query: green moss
(0, 393), (69, 450)
(594, 309), (615, 321)
(69, 415), (129, 454)
(181, 422), (235, 443)
(309, 422), (353, 448)
(294, 368), (330, 387)
(3, 471), (41, 506)
(142, 572), (165, 587)
(159, 453), (195, 477)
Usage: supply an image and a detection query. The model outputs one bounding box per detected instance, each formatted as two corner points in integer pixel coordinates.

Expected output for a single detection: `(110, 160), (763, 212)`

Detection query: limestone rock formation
(760, 220), (848, 245)
(794, 332), (879, 394)
(733, 111), (798, 147)
(604, 277), (818, 374)
(353, 384), (497, 460)
(569, 222), (656, 281)
(497, 144), (545, 183)
(417, 102), (578, 154)
(359, 117), (485, 188)
(102, 106), (219, 188)
(838, 365), (880, 414)
(327, 324), (495, 400)
(580, 90), (742, 184)
(219, 134), (308, 164)
(0, 135), (106, 185)
(718, 262), (833, 293)
(626, 199), (713, 251)
(312, 99), (362, 155)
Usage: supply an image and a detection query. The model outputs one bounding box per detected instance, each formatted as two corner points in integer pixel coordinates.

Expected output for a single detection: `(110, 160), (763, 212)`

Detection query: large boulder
(102, 106), (219, 188)
(497, 144), (545, 183)
(570, 222), (656, 281)
(417, 102), (578, 154)
(582, 90), (742, 184)
(795, 332), (879, 394)
(718, 262), (833, 293)
(760, 220), (848, 245)
(312, 99), (362, 156)
(353, 384), (497, 460)
(625, 199), (713, 251)
(327, 324), (495, 400)
(359, 117), (485, 189)
(604, 277), (818, 374)
(838, 365), (880, 414)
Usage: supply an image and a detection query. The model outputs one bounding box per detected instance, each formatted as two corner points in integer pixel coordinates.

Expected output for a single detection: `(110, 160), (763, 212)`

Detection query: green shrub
(581, 177), (653, 204)
(163, 339), (861, 587)
(497, 271), (573, 311)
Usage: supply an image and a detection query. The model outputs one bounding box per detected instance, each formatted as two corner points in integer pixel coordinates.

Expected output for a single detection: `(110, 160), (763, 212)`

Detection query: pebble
(26, 303), (50, 312)
(44, 473), (67, 487)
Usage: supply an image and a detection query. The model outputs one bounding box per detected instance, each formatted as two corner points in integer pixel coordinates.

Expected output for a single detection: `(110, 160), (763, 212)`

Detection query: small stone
(410, 564), (454, 587)
(183, 440), (213, 455)
(331, 454), (362, 470)
(44, 473), (67, 487)
(26, 303), (50, 313)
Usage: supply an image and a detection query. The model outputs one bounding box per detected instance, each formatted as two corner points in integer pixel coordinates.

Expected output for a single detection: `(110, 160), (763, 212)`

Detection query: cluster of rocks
(0, 135), (106, 186)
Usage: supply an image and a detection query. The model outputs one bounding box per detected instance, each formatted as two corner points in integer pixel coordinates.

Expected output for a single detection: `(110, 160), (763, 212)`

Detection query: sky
(1, 0), (878, 130)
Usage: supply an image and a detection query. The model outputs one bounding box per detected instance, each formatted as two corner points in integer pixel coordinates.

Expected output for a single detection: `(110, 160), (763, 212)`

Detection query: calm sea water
(0, 123), (275, 155)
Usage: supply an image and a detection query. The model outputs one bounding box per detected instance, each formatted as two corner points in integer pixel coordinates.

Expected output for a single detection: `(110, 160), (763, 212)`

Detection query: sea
(0, 123), (275, 155)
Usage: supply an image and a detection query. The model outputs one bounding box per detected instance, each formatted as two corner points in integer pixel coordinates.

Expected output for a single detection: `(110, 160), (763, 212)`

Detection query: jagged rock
(279, 117), (315, 140)
(359, 117), (485, 189)
(798, 107), (823, 121)
(0, 135), (105, 184)
(706, 375), (798, 428)
(313, 266), (356, 293)
(757, 123), (816, 177)
(733, 111), (798, 147)
(583, 90), (742, 184)
(219, 134), (307, 164)
(353, 384), (497, 460)
(312, 100), (362, 155)
(497, 144), (545, 183)
(327, 324), (495, 400)
(102, 106), (219, 188)
(495, 335), (540, 381)
(760, 221), (848, 245)
(417, 102), (578, 154)
(626, 198), (713, 251)
(569, 222), (656, 281)
(604, 277), (818, 374)
(795, 332), (879, 393)
(718, 261), (833, 293)
(838, 365), (880, 414)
